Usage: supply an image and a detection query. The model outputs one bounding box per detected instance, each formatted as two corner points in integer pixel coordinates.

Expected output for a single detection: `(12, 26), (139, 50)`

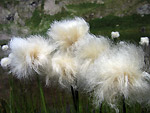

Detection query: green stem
(99, 104), (102, 113)
(37, 76), (47, 113)
(9, 76), (14, 113)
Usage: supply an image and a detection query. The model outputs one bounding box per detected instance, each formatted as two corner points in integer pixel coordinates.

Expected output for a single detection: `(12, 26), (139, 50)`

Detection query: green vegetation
(0, 22), (13, 34)
(66, 3), (100, 16)
(0, 0), (19, 8)
(89, 14), (150, 43)
(89, 14), (150, 29)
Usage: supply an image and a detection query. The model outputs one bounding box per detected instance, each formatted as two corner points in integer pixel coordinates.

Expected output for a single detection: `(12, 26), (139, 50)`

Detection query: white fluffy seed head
(47, 17), (89, 50)
(75, 35), (111, 73)
(111, 31), (120, 39)
(84, 42), (150, 108)
(139, 37), (149, 46)
(2, 45), (9, 51)
(74, 34), (111, 91)
(52, 52), (78, 88)
(0, 57), (11, 68)
(8, 53), (14, 58)
(9, 36), (55, 79)
(75, 35), (111, 63)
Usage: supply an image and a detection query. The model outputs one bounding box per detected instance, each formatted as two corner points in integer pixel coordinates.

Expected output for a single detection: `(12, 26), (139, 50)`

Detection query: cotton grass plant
(83, 42), (150, 112)
(111, 31), (120, 39)
(139, 37), (149, 46)
(0, 57), (11, 68)
(47, 18), (90, 112)
(74, 34), (111, 64)
(1, 17), (150, 113)
(8, 35), (56, 79)
(1, 44), (9, 51)
(47, 17), (89, 52)
(47, 18), (90, 86)
(51, 52), (78, 88)
(74, 34), (112, 91)
(139, 37), (150, 74)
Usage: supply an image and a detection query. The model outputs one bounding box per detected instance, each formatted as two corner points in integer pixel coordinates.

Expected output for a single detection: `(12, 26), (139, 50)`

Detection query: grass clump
(66, 3), (101, 16)
(0, 0), (19, 8)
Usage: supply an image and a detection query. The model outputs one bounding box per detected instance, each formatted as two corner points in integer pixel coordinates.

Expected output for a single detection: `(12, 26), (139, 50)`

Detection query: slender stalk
(59, 92), (65, 113)
(75, 90), (79, 112)
(122, 96), (126, 113)
(114, 38), (118, 43)
(71, 86), (77, 112)
(99, 104), (102, 113)
(9, 76), (14, 113)
(70, 85), (79, 113)
(143, 44), (150, 72)
(113, 37), (120, 44)
(9, 87), (13, 113)
(37, 76), (47, 113)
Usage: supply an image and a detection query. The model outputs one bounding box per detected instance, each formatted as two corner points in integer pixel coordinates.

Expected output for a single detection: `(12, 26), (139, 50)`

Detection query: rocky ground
(0, 0), (150, 41)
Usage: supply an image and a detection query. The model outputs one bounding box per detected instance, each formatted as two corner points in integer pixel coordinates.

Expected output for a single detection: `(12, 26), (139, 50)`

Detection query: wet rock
(6, 14), (14, 21)
(137, 4), (150, 15)
(30, 1), (37, 6)
(21, 28), (29, 35)
(0, 33), (11, 40)
(14, 12), (19, 24)
(44, 0), (62, 15)
(0, 6), (11, 24)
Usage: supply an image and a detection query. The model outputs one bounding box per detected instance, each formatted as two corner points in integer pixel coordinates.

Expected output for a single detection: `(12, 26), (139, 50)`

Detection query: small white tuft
(0, 57), (11, 68)
(75, 34), (111, 91)
(75, 35), (111, 63)
(111, 31), (120, 39)
(139, 37), (149, 46)
(2, 45), (9, 51)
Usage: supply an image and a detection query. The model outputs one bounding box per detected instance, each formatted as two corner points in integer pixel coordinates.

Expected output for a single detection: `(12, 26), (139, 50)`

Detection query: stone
(0, 6), (11, 24)
(137, 4), (150, 15)
(44, 0), (62, 15)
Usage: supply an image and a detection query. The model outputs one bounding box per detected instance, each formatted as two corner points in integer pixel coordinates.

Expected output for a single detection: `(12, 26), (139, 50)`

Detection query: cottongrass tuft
(74, 35), (111, 90)
(51, 52), (78, 88)
(84, 42), (150, 111)
(47, 17), (89, 51)
(0, 57), (11, 68)
(75, 35), (111, 63)
(111, 31), (120, 39)
(2, 45), (9, 51)
(139, 37), (149, 46)
(9, 36), (55, 79)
